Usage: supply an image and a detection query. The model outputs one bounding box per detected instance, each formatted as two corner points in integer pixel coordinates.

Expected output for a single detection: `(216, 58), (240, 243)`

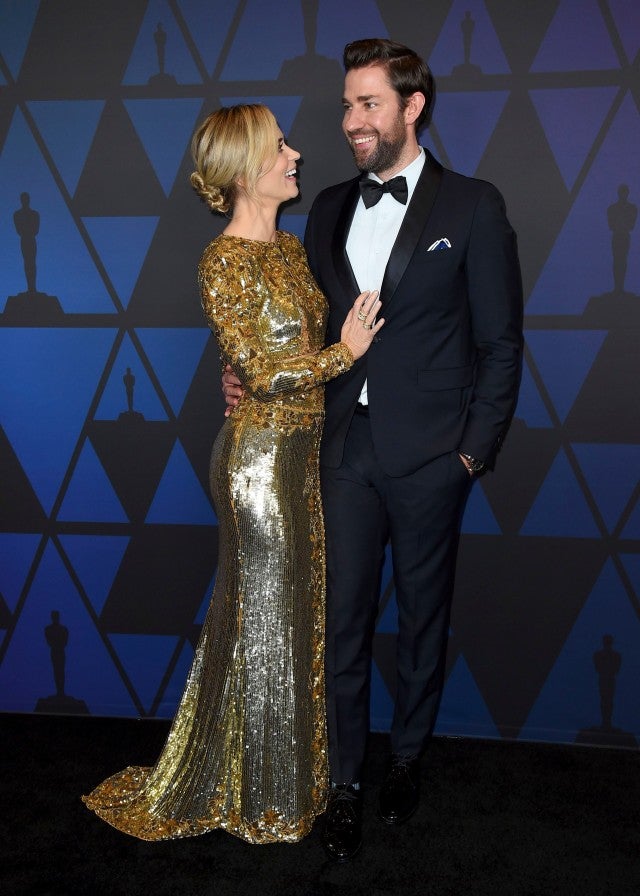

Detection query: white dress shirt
(347, 148), (425, 404)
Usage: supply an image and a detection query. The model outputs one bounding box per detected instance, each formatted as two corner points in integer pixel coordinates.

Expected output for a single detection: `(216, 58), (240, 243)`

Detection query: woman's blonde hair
(190, 104), (279, 215)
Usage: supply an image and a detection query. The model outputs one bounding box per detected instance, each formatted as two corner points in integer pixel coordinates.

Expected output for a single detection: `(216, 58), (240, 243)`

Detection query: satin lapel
(379, 153), (444, 312)
(331, 179), (361, 305)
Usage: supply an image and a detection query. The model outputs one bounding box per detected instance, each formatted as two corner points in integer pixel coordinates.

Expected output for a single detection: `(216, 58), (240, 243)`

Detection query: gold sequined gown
(82, 232), (354, 844)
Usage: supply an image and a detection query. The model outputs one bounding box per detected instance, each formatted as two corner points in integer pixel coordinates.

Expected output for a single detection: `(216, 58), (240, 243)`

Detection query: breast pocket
(413, 248), (464, 300)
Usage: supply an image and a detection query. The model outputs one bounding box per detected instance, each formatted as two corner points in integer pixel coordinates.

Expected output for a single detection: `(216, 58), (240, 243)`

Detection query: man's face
(342, 64), (409, 180)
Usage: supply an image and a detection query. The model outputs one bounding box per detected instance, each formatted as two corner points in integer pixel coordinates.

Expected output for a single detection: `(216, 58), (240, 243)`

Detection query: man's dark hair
(343, 38), (434, 130)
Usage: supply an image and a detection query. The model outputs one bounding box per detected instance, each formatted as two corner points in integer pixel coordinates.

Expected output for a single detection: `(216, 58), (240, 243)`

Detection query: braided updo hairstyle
(190, 104), (279, 215)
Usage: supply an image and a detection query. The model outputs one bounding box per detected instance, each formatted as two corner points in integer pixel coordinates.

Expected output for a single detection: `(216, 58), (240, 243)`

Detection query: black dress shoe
(378, 755), (420, 825)
(322, 784), (363, 862)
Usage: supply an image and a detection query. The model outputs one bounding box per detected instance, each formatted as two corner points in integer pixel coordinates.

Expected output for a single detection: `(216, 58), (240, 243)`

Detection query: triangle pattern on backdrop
(220, 1), (308, 80)
(513, 356), (554, 428)
(572, 443), (640, 534)
(435, 654), (500, 739)
(314, 0), (388, 62)
(0, 542), (138, 715)
(136, 327), (210, 416)
(0, 0), (40, 80)
(0, 425), (46, 530)
(124, 99), (204, 195)
(27, 100), (105, 196)
(109, 633), (180, 714)
(532, 0), (619, 72)
(83, 217), (159, 308)
(194, 572), (216, 625)
(0, 0), (638, 742)
(177, 0), (242, 77)
(432, 91), (510, 176)
(461, 481), (502, 535)
(520, 448), (600, 538)
(155, 639), (195, 718)
(520, 559), (640, 744)
(0, 328), (117, 513)
(527, 94), (640, 313)
(620, 553), (640, 601)
(428, 0), (510, 76)
(146, 439), (217, 525)
(530, 87), (618, 191)
(123, 0), (203, 85)
(58, 441), (129, 524)
(59, 535), (130, 618)
(0, 533), (41, 614)
(621, 499), (640, 540)
(74, 99), (166, 216)
(94, 331), (169, 422)
(525, 330), (607, 423)
(609, 0), (640, 63)
(0, 111), (116, 312)
(369, 659), (396, 731)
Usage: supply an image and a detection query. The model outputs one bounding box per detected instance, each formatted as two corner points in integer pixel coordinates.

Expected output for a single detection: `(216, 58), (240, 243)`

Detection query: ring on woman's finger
(362, 322), (372, 330)
(357, 311), (367, 321)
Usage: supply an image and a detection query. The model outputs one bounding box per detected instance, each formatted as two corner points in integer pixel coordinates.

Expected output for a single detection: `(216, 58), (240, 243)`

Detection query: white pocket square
(427, 238), (452, 251)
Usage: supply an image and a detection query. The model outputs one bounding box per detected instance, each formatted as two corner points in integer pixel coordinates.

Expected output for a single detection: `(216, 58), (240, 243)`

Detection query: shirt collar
(366, 147), (425, 200)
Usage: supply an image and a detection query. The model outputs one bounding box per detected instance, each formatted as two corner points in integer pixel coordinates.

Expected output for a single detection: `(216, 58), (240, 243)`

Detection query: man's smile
(350, 134), (376, 146)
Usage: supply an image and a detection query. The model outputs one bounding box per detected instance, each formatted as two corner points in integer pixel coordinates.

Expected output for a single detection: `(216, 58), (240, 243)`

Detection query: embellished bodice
(198, 232), (353, 423)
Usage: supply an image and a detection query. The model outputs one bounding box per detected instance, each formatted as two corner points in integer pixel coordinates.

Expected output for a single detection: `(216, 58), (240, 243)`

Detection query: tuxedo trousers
(321, 409), (472, 783)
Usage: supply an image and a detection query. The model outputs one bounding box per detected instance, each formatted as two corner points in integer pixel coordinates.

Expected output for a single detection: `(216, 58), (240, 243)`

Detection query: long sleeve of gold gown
(82, 232), (353, 844)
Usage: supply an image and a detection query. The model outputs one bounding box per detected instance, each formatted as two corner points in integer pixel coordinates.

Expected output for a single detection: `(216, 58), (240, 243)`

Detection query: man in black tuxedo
(307, 37), (522, 861)
(224, 38), (522, 862)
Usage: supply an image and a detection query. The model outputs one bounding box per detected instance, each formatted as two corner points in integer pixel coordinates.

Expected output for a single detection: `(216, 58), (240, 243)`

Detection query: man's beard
(349, 123), (406, 175)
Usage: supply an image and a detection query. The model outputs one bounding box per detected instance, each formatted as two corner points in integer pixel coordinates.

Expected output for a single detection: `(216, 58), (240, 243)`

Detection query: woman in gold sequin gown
(82, 105), (383, 844)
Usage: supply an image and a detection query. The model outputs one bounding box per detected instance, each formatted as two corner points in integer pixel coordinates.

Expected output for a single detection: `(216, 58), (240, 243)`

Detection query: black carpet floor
(2, 713), (639, 896)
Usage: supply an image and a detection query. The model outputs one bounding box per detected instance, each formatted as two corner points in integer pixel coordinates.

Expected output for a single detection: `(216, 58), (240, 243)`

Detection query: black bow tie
(359, 175), (408, 208)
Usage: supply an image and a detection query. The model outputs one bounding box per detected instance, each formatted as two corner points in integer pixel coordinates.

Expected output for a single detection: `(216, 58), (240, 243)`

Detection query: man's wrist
(459, 452), (485, 475)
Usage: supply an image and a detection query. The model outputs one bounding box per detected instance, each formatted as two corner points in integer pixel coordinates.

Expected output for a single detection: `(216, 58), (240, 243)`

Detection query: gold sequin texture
(82, 232), (354, 844)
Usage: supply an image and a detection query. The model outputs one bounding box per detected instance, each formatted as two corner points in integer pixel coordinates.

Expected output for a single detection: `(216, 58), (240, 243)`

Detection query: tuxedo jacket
(304, 150), (523, 477)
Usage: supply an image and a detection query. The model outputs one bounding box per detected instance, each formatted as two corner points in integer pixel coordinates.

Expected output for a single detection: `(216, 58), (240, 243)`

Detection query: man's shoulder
(439, 162), (503, 203)
(311, 176), (359, 209)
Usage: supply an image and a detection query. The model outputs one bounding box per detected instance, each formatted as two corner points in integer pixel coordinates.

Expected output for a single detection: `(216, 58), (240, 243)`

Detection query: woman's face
(255, 128), (301, 206)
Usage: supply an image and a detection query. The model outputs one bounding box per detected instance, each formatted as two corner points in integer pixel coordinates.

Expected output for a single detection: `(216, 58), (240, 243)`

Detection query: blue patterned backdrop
(0, 0), (638, 748)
